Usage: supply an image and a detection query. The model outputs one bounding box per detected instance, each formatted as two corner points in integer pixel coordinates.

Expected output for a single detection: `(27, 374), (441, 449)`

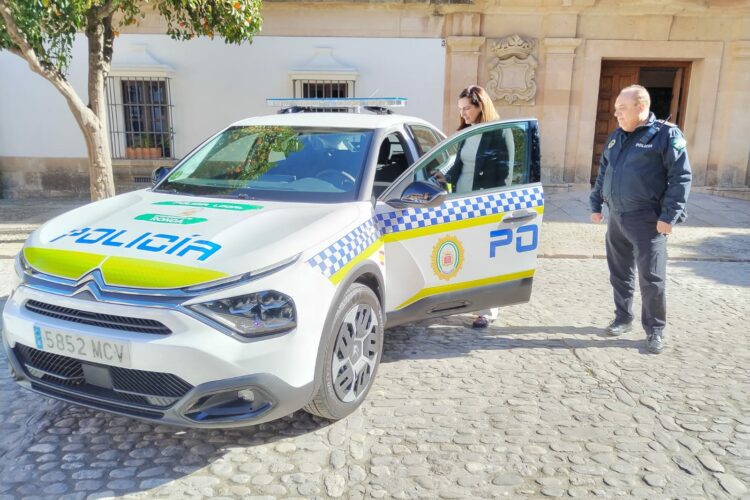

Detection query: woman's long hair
(457, 85), (499, 131)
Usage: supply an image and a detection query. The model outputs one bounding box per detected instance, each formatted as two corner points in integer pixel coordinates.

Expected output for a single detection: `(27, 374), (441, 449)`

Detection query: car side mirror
(152, 166), (173, 186)
(385, 181), (447, 209)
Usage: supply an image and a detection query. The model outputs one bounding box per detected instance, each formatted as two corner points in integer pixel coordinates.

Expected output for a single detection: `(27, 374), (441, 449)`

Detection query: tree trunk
(84, 9), (116, 201)
(0, 0), (117, 201)
(85, 120), (116, 201)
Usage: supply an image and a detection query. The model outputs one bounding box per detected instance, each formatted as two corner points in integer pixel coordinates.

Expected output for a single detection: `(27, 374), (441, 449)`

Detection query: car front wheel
(305, 283), (383, 420)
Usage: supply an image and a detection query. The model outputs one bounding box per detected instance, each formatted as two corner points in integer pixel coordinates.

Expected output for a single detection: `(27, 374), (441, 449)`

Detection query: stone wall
(98, 0), (750, 192)
(0, 158), (172, 199)
(2, 0), (749, 196)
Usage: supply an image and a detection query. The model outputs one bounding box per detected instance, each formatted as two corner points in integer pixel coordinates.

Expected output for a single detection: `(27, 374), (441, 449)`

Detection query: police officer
(590, 85), (691, 354)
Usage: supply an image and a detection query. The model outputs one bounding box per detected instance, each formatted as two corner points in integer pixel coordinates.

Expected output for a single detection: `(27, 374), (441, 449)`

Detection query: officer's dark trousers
(605, 208), (667, 335)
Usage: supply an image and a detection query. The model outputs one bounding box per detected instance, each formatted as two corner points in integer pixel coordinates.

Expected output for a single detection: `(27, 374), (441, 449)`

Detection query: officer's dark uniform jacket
(590, 112), (692, 225)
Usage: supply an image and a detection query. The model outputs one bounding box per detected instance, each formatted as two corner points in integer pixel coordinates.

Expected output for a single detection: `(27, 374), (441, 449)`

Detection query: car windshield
(156, 126), (373, 203)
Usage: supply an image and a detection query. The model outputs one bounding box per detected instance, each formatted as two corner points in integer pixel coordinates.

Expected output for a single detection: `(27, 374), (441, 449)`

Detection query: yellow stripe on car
(382, 206), (544, 243)
(330, 240), (384, 285)
(23, 247), (228, 289)
(397, 269), (535, 310)
(100, 257), (228, 288)
(24, 247), (106, 280)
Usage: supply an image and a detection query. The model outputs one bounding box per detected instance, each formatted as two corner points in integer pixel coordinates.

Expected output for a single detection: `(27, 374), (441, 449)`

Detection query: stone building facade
(0, 0), (748, 198)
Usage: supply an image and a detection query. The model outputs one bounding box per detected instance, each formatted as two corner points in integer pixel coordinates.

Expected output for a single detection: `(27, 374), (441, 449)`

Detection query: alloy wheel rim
(331, 304), (380, 403)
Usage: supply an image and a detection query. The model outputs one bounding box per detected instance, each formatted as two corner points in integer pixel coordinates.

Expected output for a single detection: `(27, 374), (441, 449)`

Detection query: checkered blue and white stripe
(376, 186), (544, 235)
(307, 218), (380, 278)
(307, 186), (543, 278)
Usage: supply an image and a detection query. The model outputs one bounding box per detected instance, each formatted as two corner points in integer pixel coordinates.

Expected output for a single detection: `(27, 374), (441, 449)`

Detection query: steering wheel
(315, 169), (356, 188)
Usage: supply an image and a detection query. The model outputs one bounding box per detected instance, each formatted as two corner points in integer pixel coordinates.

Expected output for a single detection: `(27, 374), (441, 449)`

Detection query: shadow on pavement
(381, 318), (652, 364)
(671, 258), (750, 288)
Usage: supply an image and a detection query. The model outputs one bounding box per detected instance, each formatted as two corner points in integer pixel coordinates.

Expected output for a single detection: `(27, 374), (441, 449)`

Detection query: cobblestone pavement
(1, 255), (748, 499)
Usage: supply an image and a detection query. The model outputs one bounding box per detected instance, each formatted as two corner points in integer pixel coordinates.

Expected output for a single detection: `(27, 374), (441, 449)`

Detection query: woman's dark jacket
(444, 128), (512, 191)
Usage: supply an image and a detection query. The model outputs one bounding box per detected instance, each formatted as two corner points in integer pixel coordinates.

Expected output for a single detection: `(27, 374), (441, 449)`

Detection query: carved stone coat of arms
(486, 35), (538, 105)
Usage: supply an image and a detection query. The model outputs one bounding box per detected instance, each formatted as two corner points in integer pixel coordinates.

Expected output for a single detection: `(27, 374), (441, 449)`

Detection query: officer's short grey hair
(621, 85), (651, 109)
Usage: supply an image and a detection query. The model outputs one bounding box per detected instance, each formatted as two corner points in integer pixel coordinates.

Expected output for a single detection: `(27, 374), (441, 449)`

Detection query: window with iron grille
(293, 78), (355, 113)
(105, 76), (175, 160)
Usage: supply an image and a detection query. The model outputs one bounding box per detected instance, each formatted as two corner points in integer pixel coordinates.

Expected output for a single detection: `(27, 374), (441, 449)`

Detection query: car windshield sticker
(135, 214), (208, 225)
(154, 201), (263, 211)
(431, 235), (464, 280)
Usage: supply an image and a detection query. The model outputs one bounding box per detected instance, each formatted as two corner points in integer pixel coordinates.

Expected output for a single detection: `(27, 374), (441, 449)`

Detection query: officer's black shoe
(646, 332), (664, 354)
(604, 319), (633, 337)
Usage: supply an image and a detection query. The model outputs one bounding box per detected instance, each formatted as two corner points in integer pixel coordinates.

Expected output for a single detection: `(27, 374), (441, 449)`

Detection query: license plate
(33, 325), (131, 368)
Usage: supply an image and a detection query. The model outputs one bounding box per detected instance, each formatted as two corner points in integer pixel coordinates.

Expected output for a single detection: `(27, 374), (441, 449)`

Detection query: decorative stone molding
(487, 35), (537, 105)
(446, 36), (486, 53)
(730, 41), (750, 60)
(542, 37), (583, 55)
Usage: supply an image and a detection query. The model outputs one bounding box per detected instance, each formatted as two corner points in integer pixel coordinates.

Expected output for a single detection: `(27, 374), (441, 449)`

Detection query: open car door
(375, 119), (543, 327)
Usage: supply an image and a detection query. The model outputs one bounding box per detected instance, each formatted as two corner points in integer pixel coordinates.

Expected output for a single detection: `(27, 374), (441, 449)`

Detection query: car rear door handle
(502, 211), (538, 224)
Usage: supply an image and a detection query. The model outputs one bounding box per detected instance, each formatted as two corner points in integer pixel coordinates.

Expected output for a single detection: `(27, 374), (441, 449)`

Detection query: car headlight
(187, 291), (296, 337)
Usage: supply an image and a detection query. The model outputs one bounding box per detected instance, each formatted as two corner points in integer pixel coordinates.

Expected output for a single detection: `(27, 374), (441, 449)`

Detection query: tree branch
(0, 0), (95, 127)
(102, 14), (114, 71)
(0, 0), (47, 75)
(6, 45), (23, 59)
(98, 0), (119, 20)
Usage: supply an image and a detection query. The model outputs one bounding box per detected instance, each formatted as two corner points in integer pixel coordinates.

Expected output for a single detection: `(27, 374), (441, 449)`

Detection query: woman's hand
(429, 170), (447, 184)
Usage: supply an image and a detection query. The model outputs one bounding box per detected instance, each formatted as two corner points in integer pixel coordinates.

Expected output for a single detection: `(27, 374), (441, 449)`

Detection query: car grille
(24, 299), (172, 335)
(14, 344), (193, 410)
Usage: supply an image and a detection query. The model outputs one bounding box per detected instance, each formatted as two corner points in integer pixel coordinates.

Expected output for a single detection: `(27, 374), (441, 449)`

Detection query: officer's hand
(656, 221), (672, 235)
(590, 213), (604, 224)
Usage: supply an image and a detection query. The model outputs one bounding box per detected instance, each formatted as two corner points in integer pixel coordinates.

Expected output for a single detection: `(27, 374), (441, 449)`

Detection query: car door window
(411, 121), (535, 196)
(373, 132), (411, 196)
(408, 124), (442, 156)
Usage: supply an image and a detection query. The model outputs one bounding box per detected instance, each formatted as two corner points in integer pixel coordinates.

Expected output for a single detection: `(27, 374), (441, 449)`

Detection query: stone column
(443, 36), (486, 132)
(540, 38), (582, 184)
(716, 41), (750, 187)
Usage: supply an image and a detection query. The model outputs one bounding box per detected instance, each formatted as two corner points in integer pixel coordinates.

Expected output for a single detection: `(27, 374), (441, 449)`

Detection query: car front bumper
(1, 264), (334, 428)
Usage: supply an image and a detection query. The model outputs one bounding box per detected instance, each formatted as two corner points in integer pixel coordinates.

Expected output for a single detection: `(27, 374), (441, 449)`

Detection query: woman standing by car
(446, 85), (514, 329)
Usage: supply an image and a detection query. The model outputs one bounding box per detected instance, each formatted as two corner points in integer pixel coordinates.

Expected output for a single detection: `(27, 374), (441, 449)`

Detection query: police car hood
(24, 190), (360, 289)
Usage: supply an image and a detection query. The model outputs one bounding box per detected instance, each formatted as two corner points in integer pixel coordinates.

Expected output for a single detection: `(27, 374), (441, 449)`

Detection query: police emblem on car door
(375, 119), (543, 326)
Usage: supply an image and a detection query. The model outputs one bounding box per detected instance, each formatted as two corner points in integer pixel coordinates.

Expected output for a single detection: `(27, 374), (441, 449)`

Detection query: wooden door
(592, 64), (639, 183)
(591, 61), (692, 184)
(669, 68), (683, 122)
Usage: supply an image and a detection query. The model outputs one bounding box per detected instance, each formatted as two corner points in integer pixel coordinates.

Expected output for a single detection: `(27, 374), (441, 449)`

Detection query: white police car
(2, 98), (543, 427)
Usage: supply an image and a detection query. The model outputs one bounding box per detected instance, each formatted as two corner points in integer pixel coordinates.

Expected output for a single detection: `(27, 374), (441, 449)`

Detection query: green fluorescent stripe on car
(134, 213), (208, 225)
(153, 201), (263, 211)
(100, 256), (229, 288)
(24, 247), (106, 280)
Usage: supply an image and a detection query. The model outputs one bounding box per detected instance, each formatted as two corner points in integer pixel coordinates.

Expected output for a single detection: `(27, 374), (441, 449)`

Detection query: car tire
(305, 283), (384, 420)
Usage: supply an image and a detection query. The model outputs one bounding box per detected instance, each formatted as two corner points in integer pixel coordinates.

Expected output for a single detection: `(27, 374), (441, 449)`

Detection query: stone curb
(539, 253), (750, 263)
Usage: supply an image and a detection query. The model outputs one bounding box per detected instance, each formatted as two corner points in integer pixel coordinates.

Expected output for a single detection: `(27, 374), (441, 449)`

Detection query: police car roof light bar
(266, 97), (407, 109)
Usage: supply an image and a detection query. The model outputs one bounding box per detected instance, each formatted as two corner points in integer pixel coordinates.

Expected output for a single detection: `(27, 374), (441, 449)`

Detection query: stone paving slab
(0, 258), (748, 499)
(0, 190), (748, 498)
